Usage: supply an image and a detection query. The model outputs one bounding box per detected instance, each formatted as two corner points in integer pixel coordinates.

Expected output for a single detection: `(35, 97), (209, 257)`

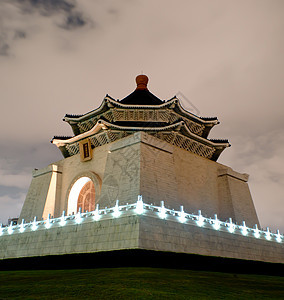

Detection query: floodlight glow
(227, 218), (235, 233)
(19, 220), (25, 233)
(179, 206), (186, 223)
(135, 195), (144, 215)
(276, 230), (282, 243)
(212, 214), (220, 230)
(253, 224), (260, 238)
(113, 200), (121, 218)
(265, 227), (271, 240)
(93, 204), (100, 221)
(31, 217), (38, 231)
(196, 210), (204, 227)
(59, 211), (66, 226)
(159, 201), (166, 219)
(241, 221), (248, 236)
(45, 214), (51, 229)
(8, 223), (13, 235)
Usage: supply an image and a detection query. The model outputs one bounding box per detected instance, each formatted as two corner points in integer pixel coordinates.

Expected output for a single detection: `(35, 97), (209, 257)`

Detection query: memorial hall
(0, 75), (283, 267)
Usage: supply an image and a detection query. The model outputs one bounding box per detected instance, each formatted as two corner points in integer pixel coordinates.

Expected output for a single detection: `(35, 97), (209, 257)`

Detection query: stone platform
(0, 199), (283, 264)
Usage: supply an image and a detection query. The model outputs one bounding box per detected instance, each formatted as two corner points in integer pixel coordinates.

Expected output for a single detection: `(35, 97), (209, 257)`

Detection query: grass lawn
(0, 267), (283, 299)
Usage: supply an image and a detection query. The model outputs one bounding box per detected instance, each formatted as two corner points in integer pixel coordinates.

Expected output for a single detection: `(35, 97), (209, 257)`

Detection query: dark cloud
(0, 141), (62, 173)
(16, 0), (75, 15)
(0, 29), (27, 56)
(15, 0), (89, 30)
(0, 186), (26, 198)
(0, 39), (9, 56)
(0, 0), (90, 56)
(14, 30), (26, 39)
(60, 12), (87, 30)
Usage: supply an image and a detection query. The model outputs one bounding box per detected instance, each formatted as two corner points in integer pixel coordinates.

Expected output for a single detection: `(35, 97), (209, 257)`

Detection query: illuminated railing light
(31, 217), (38, 231)
(227, 218), (235, 233)
(19, 219), (25, 233)
(45, 214), (52, 229)
(241, 221), (248, 236)
(0, 197), (282, 245)
(159, 201), (166, 219)
(179, 206), (186, 223)
(93, 204), (100, 221)
(253, 224), (260, 238)
(135, 195), (144, 215)
(212, 214), (220, 230)
(8, 223), (13, 235)
(59, 211), (66, 227)
(113, 200), (121, 218)
(75, 209), (83, 224)
(265, 227), (271, 240)
(196, 210), (204, 227)
(276, 230), (282, 243)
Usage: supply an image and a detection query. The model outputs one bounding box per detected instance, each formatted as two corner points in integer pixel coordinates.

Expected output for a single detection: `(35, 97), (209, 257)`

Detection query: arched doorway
(67, 177), (96, 215)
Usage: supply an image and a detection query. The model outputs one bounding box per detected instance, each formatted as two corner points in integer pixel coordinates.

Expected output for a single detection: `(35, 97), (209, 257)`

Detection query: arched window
(77, 180), (96, 213)
(67, 177), (95, 215)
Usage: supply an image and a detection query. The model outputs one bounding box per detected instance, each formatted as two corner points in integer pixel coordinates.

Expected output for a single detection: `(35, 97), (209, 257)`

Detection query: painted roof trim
(63, 97), (110, 123)
(52, 119), (230, 149)
(108, 97), (218, 125)
(52, 122), (107, 147)
(64, 95), (218, 126)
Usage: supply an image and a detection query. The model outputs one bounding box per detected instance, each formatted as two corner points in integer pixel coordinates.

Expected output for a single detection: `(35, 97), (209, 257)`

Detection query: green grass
(0, 268), (283, 299)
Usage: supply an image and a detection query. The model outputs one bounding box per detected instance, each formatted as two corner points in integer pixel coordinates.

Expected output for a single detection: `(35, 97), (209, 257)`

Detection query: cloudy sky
(0, 0), (283, 232)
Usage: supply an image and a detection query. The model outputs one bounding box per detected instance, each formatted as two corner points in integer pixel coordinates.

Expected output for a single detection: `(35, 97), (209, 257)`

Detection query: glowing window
(77, 180), (96, 213)
(67, 177), (95, 215)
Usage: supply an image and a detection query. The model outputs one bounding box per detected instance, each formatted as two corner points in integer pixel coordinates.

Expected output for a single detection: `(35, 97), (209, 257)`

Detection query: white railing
(0, 196), (283, 244)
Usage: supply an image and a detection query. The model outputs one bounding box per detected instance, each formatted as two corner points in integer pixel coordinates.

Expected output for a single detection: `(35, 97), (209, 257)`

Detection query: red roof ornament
(136, 74), (149, 90)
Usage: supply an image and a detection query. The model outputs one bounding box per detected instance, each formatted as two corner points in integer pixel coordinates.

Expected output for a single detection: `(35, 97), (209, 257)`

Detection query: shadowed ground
(0, 267), (283, 299)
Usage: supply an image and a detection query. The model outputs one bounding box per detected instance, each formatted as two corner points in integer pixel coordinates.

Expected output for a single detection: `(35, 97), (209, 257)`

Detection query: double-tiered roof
(52, 75), (230, 161)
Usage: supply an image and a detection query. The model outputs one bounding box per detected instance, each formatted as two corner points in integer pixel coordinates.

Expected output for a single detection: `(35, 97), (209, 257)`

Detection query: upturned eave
(52, 119), (229, 150)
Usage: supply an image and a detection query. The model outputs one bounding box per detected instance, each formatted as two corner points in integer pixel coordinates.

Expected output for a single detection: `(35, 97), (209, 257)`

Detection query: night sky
(0, 0), (283, 232)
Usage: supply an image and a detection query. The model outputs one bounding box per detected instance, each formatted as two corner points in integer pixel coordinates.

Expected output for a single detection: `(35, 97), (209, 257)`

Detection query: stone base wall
(1, 209), (283, 264)
(139, 214), (283, 263)
(0, 214), (139, 259)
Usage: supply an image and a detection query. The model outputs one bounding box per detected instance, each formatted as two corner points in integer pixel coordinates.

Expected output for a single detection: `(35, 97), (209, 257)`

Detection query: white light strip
(179, 206), (186, 223)
(254, 224), (260, 239)
(196, 210), (205, 227)
(159, 201), (166, 219)
(45, 214), (51, 229)
(227, 218), (235, 233)
(135, 195), (144, 215)
(241, 221), (248, 236)
(59, 211), (66, 227)
(0, 196), (283, 244)
(93, 204), (100, 221)
(113, 200), (121, 218)
(212, 214), (220, 230)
